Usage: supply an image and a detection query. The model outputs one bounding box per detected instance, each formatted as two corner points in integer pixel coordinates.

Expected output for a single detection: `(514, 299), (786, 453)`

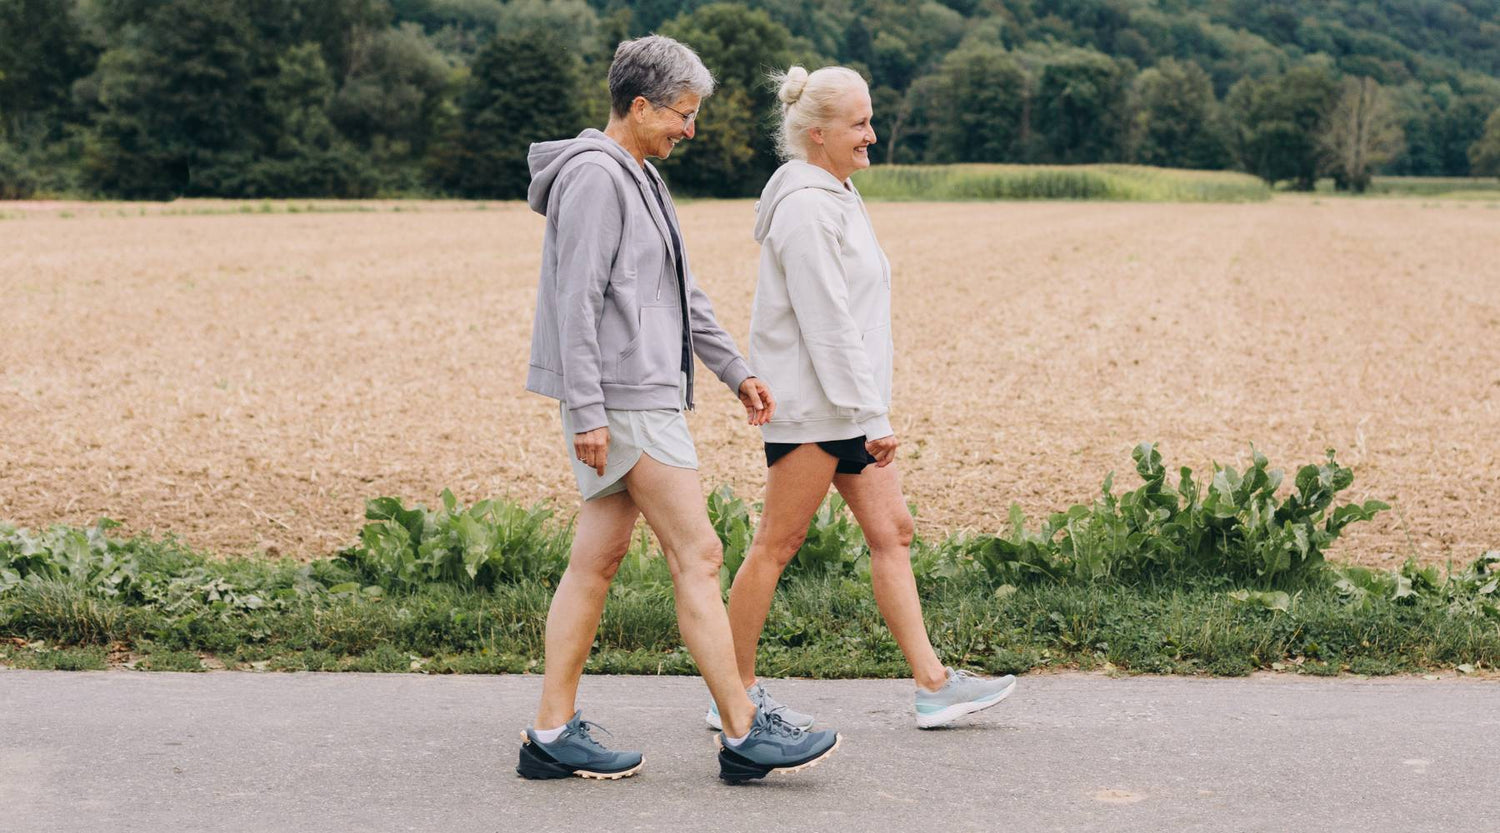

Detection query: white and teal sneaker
(914, 668), (1017, 729)
(705, 682), (815, 731)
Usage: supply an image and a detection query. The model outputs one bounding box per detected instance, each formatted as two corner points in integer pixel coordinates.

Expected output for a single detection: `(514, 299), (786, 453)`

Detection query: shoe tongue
(758, 708), (793, 735)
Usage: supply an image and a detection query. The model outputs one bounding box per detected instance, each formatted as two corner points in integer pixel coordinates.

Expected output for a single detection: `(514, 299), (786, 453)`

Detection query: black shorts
(764, 436), (876, 475)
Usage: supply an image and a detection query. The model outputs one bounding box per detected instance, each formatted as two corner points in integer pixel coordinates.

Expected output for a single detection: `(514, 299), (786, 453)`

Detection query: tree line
(2, 0), (1499, 200)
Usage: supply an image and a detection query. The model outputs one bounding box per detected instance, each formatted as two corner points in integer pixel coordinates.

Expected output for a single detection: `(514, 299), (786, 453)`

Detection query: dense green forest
(2, 0), (1499, 198)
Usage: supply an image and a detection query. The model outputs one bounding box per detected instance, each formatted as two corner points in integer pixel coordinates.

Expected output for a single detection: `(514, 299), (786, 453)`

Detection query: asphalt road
(2, 670), (1494, 833)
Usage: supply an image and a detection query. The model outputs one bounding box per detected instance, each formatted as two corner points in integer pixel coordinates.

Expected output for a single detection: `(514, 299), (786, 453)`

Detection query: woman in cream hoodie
(715, 66), (1018, 731)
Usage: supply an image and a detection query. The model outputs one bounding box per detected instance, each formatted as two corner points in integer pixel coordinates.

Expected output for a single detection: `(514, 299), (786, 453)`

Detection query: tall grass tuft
(852, 164), (1270, 202)
(1, 579), (142, 645)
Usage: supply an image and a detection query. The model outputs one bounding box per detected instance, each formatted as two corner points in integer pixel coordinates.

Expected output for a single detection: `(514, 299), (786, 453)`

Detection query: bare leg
(726, 444), (838, 688)
(534, 490), (641, 730)
(623, 455), (757, 737)
(835, 463), (947, 691)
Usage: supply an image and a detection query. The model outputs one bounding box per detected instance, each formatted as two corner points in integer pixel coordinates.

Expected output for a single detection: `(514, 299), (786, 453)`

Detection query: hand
(737, 377), (776, 426)
(574, 427), (610, 476)
(865, 433), (898, 467)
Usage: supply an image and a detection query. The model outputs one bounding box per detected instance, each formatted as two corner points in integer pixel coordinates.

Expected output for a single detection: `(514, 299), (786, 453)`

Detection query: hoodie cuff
(568, 403), (608, 435)
(718, 358), (753, 396)
(858, 414), (893, 441)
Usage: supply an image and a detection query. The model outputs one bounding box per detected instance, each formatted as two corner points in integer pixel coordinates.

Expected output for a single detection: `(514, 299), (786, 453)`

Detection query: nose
(684, 120), (696, 140)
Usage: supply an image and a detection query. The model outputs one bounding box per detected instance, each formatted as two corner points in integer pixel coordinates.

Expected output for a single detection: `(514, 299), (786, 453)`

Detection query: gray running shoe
(705, 682), (815, 731)
(516, 711), (644, 780)
(914, 668), (1017, 728)
(716, 706), (840, 783)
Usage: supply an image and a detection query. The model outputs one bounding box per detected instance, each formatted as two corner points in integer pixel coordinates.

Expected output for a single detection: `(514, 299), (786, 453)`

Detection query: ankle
(720, 702), (757, 737)
(534, 708), (573, 731)
(531, 723), (566, 743)
(915, 668), (948, 692)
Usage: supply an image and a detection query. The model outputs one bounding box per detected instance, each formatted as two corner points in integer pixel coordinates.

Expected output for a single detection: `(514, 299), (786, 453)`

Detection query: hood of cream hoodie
(753, 160), (857, 243)
(750, 160), (893, 444)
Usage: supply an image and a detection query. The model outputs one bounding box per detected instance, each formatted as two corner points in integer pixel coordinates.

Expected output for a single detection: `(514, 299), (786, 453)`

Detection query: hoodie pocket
(618, 305), (682, 387)
(612, 333), (641, 383)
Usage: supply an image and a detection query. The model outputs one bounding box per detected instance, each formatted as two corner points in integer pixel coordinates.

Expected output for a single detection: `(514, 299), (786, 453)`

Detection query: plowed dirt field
(3, 197), (1496, 566)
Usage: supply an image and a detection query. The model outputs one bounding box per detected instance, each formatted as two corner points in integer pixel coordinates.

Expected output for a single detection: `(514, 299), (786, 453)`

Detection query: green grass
(3, 444), (1494, 677)
(136, 648), (206, 672)
(852, 164), (1271, 203)
(0, 643), (108, 671)
(4, 575), (1494, 677)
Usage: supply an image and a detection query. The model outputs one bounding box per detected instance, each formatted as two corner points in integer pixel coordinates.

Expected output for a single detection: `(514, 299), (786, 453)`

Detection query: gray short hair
(608, 35), (715, 117)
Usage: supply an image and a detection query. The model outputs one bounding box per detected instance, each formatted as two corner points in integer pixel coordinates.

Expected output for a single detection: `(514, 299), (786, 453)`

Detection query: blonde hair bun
(767, 65), (869, 161)
(777, 66), (809, 106)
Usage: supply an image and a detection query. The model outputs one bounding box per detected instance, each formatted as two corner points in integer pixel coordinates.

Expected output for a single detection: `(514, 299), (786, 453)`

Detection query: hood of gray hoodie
(528, 128), (648, 215)
(752, 160), (858, 243)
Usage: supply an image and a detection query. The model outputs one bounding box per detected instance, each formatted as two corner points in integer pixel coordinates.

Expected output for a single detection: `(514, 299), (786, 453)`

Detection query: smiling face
(634, 92), (700, 160)
(809, 86), (876, 182)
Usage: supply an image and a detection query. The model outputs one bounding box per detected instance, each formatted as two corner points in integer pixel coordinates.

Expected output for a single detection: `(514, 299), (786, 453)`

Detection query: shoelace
(756, 689), (792, 720)
(755, 710), (804, 741)
(570, 720), (615, 750)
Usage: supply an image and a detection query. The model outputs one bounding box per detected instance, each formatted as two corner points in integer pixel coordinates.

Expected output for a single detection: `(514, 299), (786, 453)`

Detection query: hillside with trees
(2, 0), (1498, 198)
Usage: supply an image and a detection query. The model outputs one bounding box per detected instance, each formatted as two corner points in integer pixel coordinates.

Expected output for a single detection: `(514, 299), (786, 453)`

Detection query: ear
(631, 96), (652, 122)
(809, 125), (825, 146)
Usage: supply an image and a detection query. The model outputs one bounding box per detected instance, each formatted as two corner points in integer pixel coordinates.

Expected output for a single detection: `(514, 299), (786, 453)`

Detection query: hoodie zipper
(642, 173), (695, 410)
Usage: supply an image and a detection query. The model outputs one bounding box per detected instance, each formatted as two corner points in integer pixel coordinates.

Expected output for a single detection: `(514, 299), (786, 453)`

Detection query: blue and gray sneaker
(705, 682), (815, 731)
(914, 668), (1017, 729)
(516, 711), (644, 780)
(716, 706), (841, 783)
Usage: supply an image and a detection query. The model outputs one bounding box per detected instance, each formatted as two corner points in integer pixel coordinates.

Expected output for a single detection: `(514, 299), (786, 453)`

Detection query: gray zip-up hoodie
(526, 129), (752, 433)
(751, 160), (893, 443)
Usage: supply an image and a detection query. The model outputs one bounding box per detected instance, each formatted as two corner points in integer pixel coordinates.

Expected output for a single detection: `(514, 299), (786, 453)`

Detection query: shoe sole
(715, 733), (842, 783)
(516, 732), (644, 780)
(914, 679), (1017, 729)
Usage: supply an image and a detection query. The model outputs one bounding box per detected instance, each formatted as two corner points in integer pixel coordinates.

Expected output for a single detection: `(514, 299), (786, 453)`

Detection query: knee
(667, 536), (723, 582)
(753, 527), (808, 570)
(574, 538), (631, 582)
(893, 513), (915, 548)
(867, 511), (915, 555)
(596, 549), (628, 582)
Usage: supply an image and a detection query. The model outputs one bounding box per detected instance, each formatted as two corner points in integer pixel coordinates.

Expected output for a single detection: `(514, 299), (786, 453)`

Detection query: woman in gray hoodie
(518, 37), (840, 784)
(719, 66), (1018, 730)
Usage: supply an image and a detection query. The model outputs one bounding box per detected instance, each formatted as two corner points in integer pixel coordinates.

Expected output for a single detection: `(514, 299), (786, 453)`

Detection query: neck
(603, 119), (646, 167)
(804, 149), (849, 184)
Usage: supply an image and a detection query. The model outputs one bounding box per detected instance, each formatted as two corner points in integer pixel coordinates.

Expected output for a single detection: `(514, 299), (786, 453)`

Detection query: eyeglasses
(656, 102), (698, 126)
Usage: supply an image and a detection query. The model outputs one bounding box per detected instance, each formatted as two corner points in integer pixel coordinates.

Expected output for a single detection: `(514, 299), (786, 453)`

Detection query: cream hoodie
(751, 160), (893, 444)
